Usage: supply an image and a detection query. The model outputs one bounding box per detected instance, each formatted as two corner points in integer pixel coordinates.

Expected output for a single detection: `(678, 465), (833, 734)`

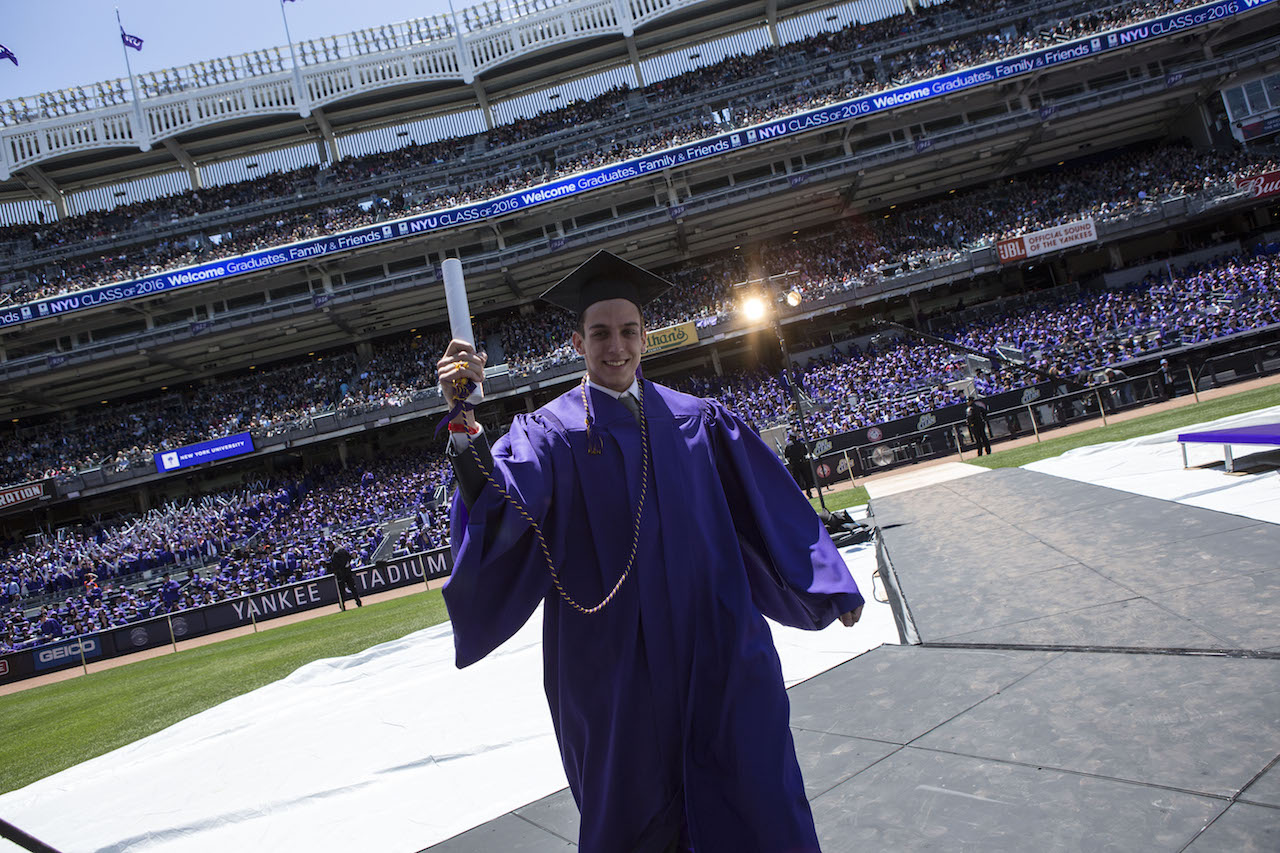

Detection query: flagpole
(115, 6), (151, 151)
(278, 0), (311, 117)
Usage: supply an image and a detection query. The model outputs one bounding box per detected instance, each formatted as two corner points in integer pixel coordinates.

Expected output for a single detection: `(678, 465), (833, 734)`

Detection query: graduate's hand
(438, 339), (487, 424)
(838, 605), (863, 628)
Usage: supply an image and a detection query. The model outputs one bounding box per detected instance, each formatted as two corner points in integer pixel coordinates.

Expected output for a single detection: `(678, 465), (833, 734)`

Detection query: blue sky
(1, 0), (483, 101)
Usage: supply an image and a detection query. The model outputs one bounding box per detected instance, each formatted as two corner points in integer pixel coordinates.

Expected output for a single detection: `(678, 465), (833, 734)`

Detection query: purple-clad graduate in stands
(438, 251), (864, 852)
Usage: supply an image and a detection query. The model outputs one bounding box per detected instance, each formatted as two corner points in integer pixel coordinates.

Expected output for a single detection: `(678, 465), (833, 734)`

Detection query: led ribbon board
(1, 0), (1269, 332)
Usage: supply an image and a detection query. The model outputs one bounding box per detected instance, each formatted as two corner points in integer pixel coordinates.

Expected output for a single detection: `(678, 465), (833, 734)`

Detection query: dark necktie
(618, 392), (641, 425)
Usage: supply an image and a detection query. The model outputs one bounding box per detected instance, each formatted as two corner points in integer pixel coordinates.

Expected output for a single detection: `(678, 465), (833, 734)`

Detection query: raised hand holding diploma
(437, 340), (486, 431)
(436, 258), (486, 434)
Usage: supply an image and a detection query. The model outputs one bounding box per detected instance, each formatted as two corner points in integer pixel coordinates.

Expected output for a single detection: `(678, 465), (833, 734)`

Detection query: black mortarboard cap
(540, 250), (672, 316)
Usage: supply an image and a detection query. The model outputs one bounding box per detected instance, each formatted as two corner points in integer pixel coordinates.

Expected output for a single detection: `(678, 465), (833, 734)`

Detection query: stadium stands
(0, 141), (1273, 489)
(0, 449), (451, 652)
(2, 0), (1279, 667)
(0, 0), (1224, 304)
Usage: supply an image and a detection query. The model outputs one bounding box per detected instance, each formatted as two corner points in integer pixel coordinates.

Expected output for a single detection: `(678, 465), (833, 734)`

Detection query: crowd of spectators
(4, 0), (1277, 664)
(0, 352), (356, 484)
(0, 448), (452, 654)
(747, 144), (1277, 307)
(500, 142), (1276, 374)
(2, 242), (1277, 652)
(673, 247), (1280, 437)
(1, 137), (1276, 491)
(0, 0), (1228, 305)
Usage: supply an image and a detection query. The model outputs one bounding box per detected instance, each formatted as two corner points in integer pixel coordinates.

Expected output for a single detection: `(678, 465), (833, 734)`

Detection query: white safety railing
(0, 0), (710, 180)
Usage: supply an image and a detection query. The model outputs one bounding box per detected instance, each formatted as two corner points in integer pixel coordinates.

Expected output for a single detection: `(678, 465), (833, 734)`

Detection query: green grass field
(4, 380), (1276, 797)
(0, 590), (449, 795)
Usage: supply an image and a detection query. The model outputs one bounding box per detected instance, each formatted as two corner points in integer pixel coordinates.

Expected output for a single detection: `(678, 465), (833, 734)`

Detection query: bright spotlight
(785, 289), (802, 308)
(743, 297), (766, 322)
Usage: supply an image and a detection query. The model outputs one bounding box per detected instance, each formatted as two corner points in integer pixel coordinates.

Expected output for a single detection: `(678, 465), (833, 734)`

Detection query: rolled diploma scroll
(442, 258), (482, 403)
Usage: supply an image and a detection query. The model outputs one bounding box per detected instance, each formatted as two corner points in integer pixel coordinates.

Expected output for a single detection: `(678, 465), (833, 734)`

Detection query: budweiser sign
(997, 218), (1098, 264)
(0, 481), (47, 511)
(1236, 169), (1280, 200)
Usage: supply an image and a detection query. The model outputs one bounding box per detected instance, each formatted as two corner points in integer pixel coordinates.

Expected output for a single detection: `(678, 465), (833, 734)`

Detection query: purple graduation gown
(444, 380), (863, 852)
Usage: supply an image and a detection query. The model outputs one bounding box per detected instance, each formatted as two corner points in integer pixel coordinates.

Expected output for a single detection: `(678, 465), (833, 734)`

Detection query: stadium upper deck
(0, 0), (1276, 438)
(0, 0), (916, 192)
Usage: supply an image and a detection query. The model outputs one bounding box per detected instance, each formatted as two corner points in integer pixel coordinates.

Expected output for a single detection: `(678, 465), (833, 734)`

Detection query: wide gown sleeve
(443, 415), (558, 668)
(710, 403), (864, 630)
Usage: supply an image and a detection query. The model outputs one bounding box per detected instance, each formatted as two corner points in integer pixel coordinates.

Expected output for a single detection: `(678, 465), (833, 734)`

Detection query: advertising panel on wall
(644, 321), (699, 357)
(154, 432), (255, 473)
(804, 381), (1067, 485)
(1235, 168), (1280, 199)
(32, 636), (103, 671)
(0, 478), (51, 513)
(997, 219), (1098, 264)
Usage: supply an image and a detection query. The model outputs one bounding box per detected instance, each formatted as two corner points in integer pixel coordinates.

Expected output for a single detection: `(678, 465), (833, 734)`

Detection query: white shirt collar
(586, 376), (640, 399)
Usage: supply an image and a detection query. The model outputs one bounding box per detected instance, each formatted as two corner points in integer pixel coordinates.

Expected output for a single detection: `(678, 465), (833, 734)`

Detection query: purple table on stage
(1176, 422), (1280, 472)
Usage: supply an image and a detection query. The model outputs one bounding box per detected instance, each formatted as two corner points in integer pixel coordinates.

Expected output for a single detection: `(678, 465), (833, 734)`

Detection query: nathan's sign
(1236, 169), (1280, 200)
(997, 218), (1098, 264)
(645, 321), (699, 357)
(0, 480), (48, 511)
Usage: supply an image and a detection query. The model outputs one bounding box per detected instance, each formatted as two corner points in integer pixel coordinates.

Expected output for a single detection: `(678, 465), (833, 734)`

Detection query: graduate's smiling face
(572, 298), (646, 393)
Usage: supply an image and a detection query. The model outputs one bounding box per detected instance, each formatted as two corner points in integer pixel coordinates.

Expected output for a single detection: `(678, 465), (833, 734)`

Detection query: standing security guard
(784, 432), (815, 498)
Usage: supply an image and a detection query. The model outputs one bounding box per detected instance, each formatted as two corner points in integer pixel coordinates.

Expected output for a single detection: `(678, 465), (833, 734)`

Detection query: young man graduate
(437, 250), (865, 852)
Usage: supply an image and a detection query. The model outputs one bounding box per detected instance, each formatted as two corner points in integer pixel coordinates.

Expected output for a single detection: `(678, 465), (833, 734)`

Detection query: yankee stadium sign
(0, 0), (1271, 331)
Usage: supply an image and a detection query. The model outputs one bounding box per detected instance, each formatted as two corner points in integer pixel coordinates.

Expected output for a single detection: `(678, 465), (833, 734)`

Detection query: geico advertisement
(34, 637), (102, 671)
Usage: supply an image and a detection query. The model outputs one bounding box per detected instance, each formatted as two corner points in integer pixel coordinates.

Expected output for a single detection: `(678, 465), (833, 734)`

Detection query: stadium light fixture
(743, 297), (766, 322)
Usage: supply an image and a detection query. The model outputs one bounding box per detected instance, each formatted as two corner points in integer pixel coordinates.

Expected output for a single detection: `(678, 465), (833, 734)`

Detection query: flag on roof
(120, 28), (144, 51)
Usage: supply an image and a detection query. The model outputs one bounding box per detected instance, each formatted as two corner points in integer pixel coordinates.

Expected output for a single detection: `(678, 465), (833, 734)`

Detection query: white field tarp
(1025, 404), (1280, 523)
(0, 539), (892, 853)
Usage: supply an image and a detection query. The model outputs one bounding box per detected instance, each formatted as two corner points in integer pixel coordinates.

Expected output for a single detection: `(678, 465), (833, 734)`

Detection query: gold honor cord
(466, 376), (649, 615)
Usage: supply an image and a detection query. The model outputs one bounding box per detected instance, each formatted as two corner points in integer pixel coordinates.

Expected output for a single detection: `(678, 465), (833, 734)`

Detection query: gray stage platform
(424, 467), (1280, 851)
